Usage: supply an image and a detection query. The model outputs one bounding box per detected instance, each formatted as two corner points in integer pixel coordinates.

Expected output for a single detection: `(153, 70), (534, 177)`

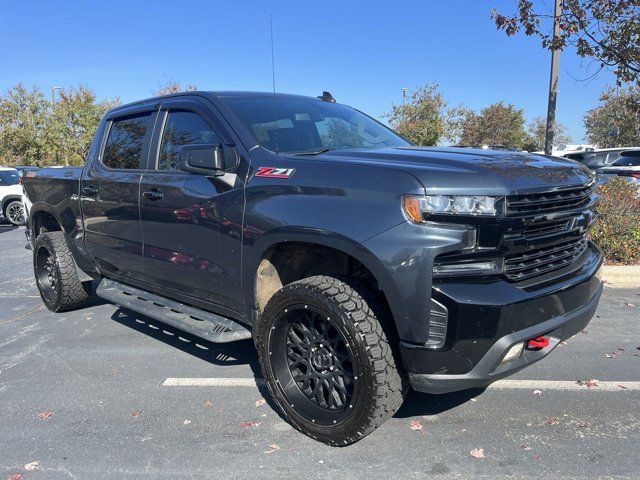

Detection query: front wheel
(5, 200), (25, 225)
(256, 275), (406, 446)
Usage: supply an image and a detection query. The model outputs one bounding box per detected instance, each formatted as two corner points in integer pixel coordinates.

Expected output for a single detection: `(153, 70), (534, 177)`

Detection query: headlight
(403, 194), (502, 221)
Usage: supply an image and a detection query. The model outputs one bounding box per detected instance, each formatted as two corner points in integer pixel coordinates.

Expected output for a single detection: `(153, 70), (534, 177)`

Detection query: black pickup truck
(24, 91), (603, 445)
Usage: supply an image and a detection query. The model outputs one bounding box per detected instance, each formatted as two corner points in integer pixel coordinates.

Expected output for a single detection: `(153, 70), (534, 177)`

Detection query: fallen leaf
(183, 419), (191, 425)
(130, 410), (142, 417)
(36, 411), (53, 419)
(521, 444), (532, 451)
(409, 419), (423, 431)
(23, 461), (39, 471)
(264, 444), (281, 454)
(216, 408), (223, 414)
(255, 399), (266, 407)
(240, 419), (261, 428)
(576, 379), (598, 388)
(546, 417), (560, 425)
(617, 384), (628, 390)
(581, 330), (588, 334)
(625, 303), (635, 307)
(533, 454), (542, 461)
(532, 389), (543, 395)
(558, 341), (568, 347)
(578, 421), (591, 428)
(203, 400), (212, 408)
(470, 448), (485, 459)
(525, 422), (534, 427)
(7, 474), (23, 480)
(618, 348), (626, 352)
(604, 353), (615, 358)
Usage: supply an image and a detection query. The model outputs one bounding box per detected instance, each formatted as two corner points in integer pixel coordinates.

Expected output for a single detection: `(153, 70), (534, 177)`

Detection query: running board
(96, 278), (251, 343)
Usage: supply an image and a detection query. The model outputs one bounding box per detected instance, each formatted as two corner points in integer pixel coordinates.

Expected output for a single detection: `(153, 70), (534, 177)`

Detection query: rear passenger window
(158, 111), (221, 171)
(102, 113), (152, 169)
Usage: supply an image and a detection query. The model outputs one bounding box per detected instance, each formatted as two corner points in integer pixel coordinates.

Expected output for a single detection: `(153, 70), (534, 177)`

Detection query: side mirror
(179, 144), (225, 175)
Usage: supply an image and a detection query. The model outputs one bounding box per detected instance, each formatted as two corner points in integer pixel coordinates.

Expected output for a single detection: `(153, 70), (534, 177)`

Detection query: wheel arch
(245, 228), (405, 337)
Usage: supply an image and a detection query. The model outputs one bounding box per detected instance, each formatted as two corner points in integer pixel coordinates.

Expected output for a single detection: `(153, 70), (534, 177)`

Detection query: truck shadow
(395, 388), (486, 418)
(108, 306), (483, 421)
(109, 307), (261, 372)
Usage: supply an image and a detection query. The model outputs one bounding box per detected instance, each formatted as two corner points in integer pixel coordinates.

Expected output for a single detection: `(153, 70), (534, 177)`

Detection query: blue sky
(0, 0), (617, 142)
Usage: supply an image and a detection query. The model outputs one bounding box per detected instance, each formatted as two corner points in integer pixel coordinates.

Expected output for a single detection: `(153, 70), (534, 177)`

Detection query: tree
(386, 83), (449, 146)
(492, 1), (640, 85)
(46, 86), (119, 165)
(523, 116), (572, 151)
(155, 80), (197, 96)
(459, 101), (527, 148)
(0, 83), (49, 166)
(584, 84), (640, 147)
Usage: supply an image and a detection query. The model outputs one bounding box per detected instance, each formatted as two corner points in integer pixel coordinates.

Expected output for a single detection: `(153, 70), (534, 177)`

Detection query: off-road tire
(5, 200), (25, 226)
(34, 231), (92, 312)
(256, 275), (407, 446)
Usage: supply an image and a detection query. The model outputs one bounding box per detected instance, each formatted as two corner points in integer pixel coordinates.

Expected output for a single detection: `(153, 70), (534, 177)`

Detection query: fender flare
(242, 226), (404, 330)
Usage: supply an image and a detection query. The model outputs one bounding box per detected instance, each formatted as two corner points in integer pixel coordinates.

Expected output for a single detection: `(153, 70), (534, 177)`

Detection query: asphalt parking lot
(0, 225), (638, 479)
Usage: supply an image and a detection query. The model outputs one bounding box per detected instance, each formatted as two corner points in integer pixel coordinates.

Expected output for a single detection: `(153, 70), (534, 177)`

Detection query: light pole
(401, 88), (408, 106)
(544, 0), (561, 155)
(51, 87), (63, 165)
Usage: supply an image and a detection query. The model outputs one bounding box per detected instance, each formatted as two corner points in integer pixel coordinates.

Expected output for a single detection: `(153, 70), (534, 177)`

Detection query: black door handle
(82, 185), (99, 196)
(142, 190), (164, 201)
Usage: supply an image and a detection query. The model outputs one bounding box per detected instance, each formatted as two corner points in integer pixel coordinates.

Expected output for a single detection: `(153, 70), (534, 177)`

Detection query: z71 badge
(255, 167), (295, 179)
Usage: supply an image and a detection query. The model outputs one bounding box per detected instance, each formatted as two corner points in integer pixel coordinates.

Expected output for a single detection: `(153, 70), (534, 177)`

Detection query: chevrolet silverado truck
(24, 91), (603, 445)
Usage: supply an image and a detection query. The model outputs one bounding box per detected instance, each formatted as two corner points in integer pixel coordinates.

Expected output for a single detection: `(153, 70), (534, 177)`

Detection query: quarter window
(158, 111), (221, 170)
(103, 113), (152, 169)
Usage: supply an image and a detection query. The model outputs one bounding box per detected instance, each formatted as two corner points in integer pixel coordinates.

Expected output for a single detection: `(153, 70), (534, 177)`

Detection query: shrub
(591, 178), (640, 264)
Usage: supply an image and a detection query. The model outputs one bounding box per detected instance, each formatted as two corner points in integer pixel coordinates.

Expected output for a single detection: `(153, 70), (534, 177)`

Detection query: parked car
(23, 91), (602, 445)
(0, 167), (25, 225)
(597, 150), (640, 186)
(562, 148), (636, 173)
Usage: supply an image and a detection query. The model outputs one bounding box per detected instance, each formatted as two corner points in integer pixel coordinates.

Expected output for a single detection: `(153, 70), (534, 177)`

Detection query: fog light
(501, 342), (525, 363)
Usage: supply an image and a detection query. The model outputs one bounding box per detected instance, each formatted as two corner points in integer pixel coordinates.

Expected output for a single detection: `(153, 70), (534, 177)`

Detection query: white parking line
(161, 377), (640, 391)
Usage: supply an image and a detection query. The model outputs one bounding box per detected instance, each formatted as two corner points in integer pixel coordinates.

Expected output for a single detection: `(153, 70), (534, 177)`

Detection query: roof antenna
(270, 15), (278, 153)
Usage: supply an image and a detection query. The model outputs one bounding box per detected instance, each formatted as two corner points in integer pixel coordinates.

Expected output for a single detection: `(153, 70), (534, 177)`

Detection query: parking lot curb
(602, 265), (640, 288)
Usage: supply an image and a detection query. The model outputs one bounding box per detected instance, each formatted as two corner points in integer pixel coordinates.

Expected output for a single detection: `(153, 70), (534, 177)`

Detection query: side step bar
(96, 278), (252, 343)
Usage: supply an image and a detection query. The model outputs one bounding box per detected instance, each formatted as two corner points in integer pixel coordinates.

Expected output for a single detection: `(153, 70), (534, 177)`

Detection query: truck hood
(317, 147), (594, 195)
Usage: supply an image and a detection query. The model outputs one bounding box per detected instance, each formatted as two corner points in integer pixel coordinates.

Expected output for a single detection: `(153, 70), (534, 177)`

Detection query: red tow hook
(526, 335), (550, 350)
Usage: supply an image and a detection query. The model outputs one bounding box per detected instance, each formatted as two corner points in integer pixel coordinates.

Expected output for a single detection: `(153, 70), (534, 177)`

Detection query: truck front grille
(503, 237), (588, 281)
(506, 182), (595, 216)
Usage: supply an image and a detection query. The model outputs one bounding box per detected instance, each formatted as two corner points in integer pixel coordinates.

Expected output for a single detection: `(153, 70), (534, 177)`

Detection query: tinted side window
(103, 113), (152, 169)
(158, 111), (221, 171)
(0, 170), (20, 185)
(613, 155), (640, 167)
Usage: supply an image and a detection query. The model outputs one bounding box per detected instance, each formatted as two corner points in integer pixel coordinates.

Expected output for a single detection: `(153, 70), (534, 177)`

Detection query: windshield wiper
(292, 148), (334, 156)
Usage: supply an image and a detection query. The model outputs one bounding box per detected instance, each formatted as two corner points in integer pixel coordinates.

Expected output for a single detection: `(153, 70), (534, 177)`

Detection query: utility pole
(51, 87), (63, 165)
(544, 0), (561, 155)
(401, 88), (408, 106)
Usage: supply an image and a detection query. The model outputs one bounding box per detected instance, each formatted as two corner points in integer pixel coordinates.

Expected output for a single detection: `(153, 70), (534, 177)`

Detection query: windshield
(0, 170), (20, 186)
(223, 96), (411, 154)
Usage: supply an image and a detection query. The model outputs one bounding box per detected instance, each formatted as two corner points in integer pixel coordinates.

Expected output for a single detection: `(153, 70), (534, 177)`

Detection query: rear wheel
(256, 275), (406, 446)
(5, 200), (25, 225)
(34, 231), (92, 312)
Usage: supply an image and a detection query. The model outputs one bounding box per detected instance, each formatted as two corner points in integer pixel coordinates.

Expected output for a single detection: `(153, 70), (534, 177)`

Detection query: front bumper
(402, 243), (603, 394)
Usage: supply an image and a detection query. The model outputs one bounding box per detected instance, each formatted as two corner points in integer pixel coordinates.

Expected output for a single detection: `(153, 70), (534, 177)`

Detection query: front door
(138, 99), (244, 312)
(81, 108), (157, 279)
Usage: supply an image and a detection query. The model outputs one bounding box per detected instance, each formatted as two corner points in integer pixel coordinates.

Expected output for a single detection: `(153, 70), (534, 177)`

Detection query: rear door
(81, 106), (158, 279)
(137, 98), (245, 312)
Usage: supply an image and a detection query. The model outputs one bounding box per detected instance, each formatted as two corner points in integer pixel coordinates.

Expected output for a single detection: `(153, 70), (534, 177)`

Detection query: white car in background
(0, 167), (25, 225)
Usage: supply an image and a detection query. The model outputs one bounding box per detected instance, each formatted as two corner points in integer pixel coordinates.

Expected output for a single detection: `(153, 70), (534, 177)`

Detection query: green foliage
(523, 117), (572, 152)
(492, 1), (640, 85)
(0, 83), (49, 165)
(0, 83), (118, 166)
(591, 178), (640, 264)
(154, 80), (197, 96)
(459, 101), (527, 148)
(385, 83), (449, 146)
(584, 85), (640, 148)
